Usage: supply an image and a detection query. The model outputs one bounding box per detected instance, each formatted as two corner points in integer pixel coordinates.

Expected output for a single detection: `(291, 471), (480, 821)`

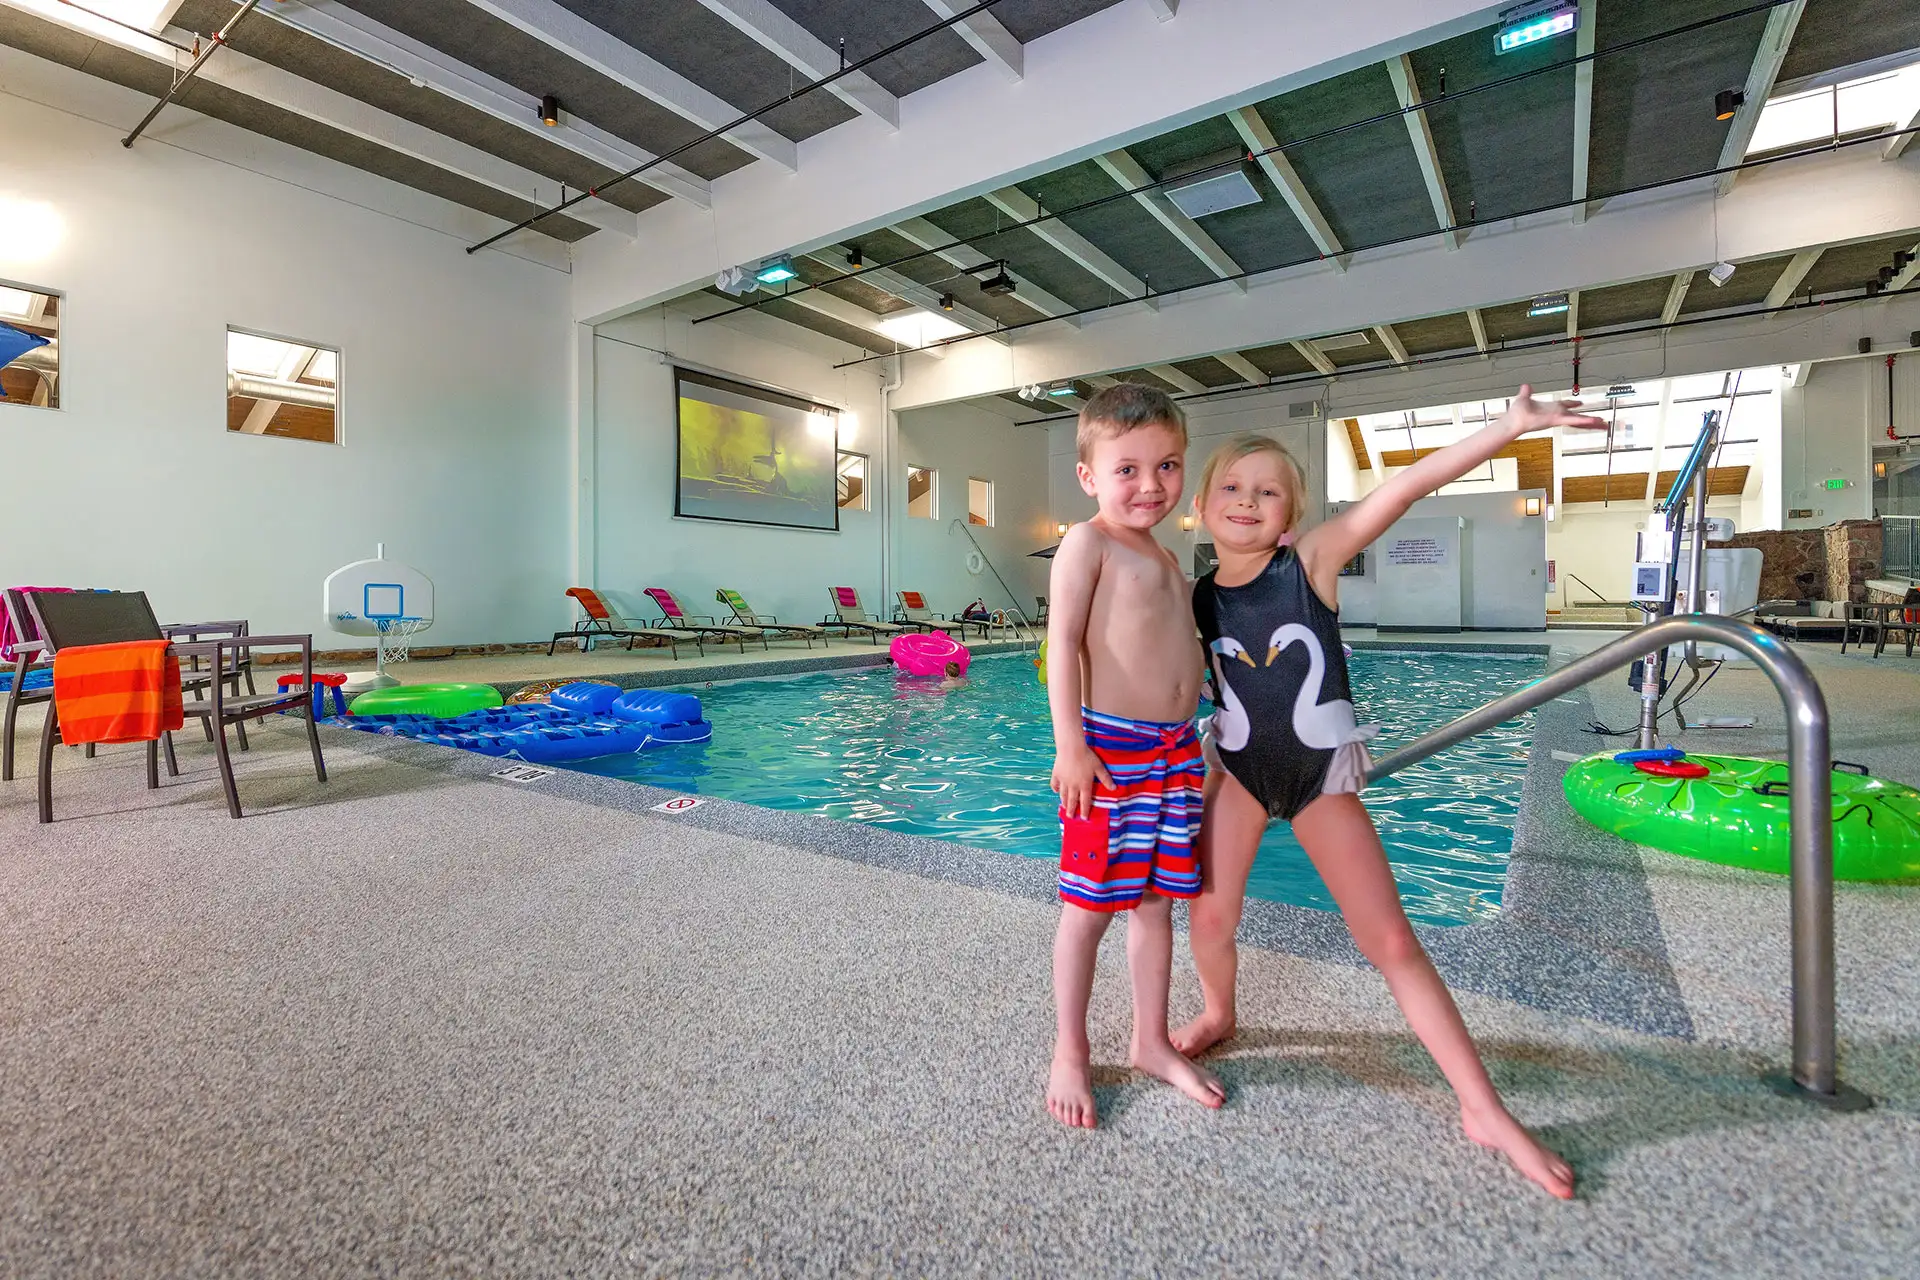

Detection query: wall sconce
(1875, 461), (1888, 479)
(1055, 521), (1069, 537)
(1180, 514), (1196, 531)
(1524, 496), (1542, 517)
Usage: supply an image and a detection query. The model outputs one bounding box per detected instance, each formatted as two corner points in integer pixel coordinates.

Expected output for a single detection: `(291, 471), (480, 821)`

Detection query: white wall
(0, 84), (572, 646)
(1781, 358), (1878, 530)
(1548, 499), (1743, 606)
(1336, 491), (1548, 630)
(896, 403), (1051, 618)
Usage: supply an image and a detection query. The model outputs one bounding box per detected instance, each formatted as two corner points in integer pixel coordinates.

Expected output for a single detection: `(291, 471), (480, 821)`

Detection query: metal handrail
(1365, 613), (1865, 1108)
(948, 520), (1037, 644)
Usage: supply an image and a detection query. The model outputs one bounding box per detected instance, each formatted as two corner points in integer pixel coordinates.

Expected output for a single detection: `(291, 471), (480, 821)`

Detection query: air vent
(1288, 400), (1321, 419)
(1162, 149), (1262, 219)
(1315, 332), (1370, 352)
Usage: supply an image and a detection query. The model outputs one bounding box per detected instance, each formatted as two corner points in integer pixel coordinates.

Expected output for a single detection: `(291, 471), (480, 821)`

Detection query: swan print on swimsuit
(1194, 549), (1378, 821)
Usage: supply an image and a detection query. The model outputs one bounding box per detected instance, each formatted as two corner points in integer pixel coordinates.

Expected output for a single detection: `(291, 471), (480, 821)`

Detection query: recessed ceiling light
(876, 309), (969, 347)
(1315, 332), (1371, 351)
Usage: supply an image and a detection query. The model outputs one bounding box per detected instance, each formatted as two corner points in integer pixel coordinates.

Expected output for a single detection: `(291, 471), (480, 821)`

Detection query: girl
(1177, 386), (1603, 1200)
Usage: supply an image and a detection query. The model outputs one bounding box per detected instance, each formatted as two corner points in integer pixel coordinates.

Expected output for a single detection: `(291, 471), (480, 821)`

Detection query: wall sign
(1386, 537), (1447, 566)
(652, 795), (708, 813)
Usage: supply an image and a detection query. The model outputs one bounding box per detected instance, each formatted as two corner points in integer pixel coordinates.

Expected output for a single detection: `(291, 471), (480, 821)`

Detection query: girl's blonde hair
(1194, 434), (1308, 533)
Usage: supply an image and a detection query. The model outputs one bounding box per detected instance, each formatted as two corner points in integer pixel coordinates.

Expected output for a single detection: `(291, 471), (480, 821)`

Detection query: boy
(1045, 384), (1225, 1128)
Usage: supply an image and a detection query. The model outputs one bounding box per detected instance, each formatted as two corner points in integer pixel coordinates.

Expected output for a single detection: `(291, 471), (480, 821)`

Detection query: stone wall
(1823, 520), (1882, 605)
(1710, 520), (1883, 603)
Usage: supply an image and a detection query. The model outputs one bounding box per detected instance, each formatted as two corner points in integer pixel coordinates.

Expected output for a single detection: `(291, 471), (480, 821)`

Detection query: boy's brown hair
(1195, 433), (1309, 534)
(1076, 382), (1188, 464)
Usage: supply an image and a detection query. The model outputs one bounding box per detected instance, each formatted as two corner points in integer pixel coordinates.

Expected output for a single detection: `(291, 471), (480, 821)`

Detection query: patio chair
(822, 587), (908, 644)
(1875, 588), (1920, 659)
(1034, 596), (1049, 627)
(644, 587), (770, 654)
(894, 591), (966, 635)
(23, 589), (325, 822)
(715, 589), (824, 648)
(549, 587), (674, 656)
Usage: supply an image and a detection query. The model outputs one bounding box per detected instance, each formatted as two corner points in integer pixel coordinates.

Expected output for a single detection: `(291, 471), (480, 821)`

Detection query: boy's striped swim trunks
(1058, 707), (1204, 912)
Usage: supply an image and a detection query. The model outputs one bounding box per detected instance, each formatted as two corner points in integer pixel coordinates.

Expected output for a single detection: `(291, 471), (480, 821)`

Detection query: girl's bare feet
(1131, 1038), (1226, 1110)
(1170, 1009), (1236, 1058)
(1047, 1051), (1098, 1128)
(1461, 1102), (1575, 1199)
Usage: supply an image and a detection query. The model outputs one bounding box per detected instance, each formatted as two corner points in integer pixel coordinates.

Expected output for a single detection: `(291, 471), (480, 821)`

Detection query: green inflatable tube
(1563, 752), (1920, 882)
(349, 682), (503, 718)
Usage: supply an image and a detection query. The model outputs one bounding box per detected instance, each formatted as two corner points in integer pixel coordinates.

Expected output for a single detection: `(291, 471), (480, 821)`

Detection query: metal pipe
(227, 372), (336, 408)
(1681, 415), (1717, 667)
(122, 0), (260, 148)
(1365, 614), (1861, 1105)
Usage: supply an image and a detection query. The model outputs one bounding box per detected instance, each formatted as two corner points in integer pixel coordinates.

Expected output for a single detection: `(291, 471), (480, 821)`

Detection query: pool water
(572, 651), (1545, 926)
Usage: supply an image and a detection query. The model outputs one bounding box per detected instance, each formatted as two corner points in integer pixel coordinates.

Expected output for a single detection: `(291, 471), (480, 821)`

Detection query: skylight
(19, 0), (177, 42)
(0, 287), (34, 320)
(1745, 61), (1920, 156)
(875, 309), (970, 347)
(227, 331), (309, 379)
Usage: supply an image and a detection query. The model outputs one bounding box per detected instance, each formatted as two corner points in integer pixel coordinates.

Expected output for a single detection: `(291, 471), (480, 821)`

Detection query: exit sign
(1823, 478), (1848, 490)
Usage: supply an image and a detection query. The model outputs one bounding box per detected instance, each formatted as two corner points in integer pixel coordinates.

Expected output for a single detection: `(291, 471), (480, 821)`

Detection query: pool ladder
(1365, 614), (1869, 1110)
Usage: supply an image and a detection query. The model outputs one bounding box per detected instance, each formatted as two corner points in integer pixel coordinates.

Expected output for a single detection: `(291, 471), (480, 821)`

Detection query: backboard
(324, 546), (433, 637)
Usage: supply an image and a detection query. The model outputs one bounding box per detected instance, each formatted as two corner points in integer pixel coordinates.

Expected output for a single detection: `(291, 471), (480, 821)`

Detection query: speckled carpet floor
(1, 636), (1916, 1277)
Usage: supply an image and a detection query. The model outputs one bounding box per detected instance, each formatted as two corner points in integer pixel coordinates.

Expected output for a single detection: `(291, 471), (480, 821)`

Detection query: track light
(939, 292), (954, 311)
(754, 255), (798, 285)
(1713, 88), (1745, 121)
(1707, 261), (1736, 287)
(1894, 251), (1914, 271)
(847, 245), (863, 267)
(539, 94), (560, 127)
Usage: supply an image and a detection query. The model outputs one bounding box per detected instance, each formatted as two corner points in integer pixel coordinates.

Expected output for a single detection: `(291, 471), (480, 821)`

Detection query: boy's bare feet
(1131, 1038), (1226, 1110)
(1170, 1009), (1236, 1058)
(1047, 1051), (1098, 1128)
(1461, 1102), (1575, 1199)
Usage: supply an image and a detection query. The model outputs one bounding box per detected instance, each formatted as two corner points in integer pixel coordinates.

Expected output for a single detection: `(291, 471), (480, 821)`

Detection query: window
(907, 465), (937, 519)
(837, 451), (869, 511)
(967, 477), (994, 526)
(227, 327), (339, 444)
(0, 282), (59, 410)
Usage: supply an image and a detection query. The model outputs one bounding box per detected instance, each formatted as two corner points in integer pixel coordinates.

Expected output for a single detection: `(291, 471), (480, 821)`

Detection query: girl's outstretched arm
(1295, 386), (1605, 602)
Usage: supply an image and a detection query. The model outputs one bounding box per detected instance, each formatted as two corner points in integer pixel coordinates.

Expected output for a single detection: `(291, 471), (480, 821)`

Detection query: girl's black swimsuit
(1193, 548), (1376, 821)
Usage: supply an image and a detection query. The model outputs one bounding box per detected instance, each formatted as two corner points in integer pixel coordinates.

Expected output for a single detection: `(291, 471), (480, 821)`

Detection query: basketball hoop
(375, 616), (428, 671)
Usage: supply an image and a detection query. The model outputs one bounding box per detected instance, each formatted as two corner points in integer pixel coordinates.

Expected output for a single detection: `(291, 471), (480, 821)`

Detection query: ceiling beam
(1662, 270), (1694, 323)
(1386, 54), (1459, 250)
(1887, 94), (1919, 161)
(460, 0), (797, 170)
(1467, 308), (1489, 355)
(1764, 248), (1822, 308)
(1715, 0), (1806, 195)
(1094, 148), (1244, 291)
(1565, 289), (1580, 339)
(1214, 351), (1268, 385)
(688, 0), (897, 128)
(262, 0), (710, 208)
(1085, 375), (1120, 390)
(1893, 242), (1920, 291)
(801, 253), (1006, 343)
(1291, 340), (1337, 377)
(1148, 364), (1206, 394)
(1228, 106), (1344, 271)
(1569, 0), (1597, 223)
(1373, 324), (1410, 366)
(890, 218), (1079, 326)
(774, 286), (943, 358)
(919, 0), (1022, 81)
(28, 9), (632, 238)
(1146, 0), (1178, 19)
(984, 186), (1154, 308)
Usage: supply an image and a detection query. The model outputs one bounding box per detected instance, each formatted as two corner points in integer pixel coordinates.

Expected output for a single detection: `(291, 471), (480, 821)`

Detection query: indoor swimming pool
(574, 651), (1546, 925)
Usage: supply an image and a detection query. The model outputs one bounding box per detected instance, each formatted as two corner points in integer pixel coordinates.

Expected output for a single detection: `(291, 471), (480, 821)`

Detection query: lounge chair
(645, 588), (769, 654)
(23, 589), (325, 821)
(550, 587), (674, 656)
(715, 589), (825, 647)
(895, 591), (966, 635)
(822, 587), (908, 644)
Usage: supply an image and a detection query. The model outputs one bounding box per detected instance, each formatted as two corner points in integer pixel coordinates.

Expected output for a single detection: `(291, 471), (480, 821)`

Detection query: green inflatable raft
(1563, 752), (1920, 882)
(348, 682), (502, 718)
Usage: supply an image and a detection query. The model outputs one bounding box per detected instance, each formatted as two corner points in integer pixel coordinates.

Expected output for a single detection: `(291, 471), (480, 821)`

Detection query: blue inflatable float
(349, 682), (711, 762)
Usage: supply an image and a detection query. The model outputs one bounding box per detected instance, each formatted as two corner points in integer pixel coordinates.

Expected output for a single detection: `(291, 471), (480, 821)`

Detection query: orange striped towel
(52, 640), (184, 745)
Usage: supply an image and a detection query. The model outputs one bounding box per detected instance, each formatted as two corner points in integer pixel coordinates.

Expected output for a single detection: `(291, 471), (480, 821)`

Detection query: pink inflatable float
(890, 630), (970, 676)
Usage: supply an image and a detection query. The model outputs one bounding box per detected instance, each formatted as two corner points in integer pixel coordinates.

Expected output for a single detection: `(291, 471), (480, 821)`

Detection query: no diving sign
(652, 795), (707, 814)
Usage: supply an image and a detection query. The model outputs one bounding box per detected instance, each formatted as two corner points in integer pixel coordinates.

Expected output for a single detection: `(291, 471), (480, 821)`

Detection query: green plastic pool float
(349, 682), (502, 718)
(1563, 752), (1920, 882)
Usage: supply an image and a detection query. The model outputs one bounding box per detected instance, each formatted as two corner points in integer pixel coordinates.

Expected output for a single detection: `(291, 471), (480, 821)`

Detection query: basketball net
(374, 617), (428, 674)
